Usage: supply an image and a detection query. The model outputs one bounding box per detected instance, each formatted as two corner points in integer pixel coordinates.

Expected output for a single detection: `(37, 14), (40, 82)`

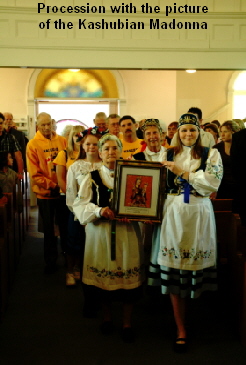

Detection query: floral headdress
(76, 126), (107, 142)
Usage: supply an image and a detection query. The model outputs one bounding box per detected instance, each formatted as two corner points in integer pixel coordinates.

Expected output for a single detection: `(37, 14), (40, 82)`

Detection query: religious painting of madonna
(124, 174), (153, 208)
(112, 160), (166, 222)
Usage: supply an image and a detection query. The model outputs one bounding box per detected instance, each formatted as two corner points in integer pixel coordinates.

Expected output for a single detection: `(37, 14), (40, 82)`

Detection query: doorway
(36, 99), (118, 134)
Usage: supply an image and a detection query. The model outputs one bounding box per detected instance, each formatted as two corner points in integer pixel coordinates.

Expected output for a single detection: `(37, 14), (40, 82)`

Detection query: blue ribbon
(183, 182), (190, 204)
(178, 177), (191, 204)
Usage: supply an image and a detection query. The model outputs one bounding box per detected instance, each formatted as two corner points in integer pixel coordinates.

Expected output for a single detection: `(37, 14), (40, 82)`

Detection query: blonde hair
(60, 124), (73, 139)
(67, 125), (85, 158)
(95, 112), (107, 119)
(232, 119), (245, 130)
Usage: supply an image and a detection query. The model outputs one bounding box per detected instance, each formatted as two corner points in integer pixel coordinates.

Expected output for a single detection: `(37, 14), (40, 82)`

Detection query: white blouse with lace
(66, 159), (102, 212)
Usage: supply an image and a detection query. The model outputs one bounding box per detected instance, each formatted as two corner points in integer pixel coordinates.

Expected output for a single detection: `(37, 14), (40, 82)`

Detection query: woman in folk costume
(132, 119), (167, 162)
(132, 119), (167, 260)
(72, 134), (144, 343)
(148, 113), (223, 353)
(66, 127), (103, 214)
(66, 127), (103, 315)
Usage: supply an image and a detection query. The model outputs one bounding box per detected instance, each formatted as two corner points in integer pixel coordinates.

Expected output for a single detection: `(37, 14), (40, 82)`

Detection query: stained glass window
(43, 70), (104, 98)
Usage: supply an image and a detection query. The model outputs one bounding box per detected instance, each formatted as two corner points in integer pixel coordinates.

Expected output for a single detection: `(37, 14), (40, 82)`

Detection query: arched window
(233, 71), (246, 119)
(43, 69), (104, 98)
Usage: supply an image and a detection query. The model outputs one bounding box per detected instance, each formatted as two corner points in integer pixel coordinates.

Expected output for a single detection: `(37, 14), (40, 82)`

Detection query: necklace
(103, 164), (115, 178)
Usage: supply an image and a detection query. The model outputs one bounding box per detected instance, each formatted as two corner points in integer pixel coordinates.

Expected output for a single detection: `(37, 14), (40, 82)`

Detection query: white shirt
(132, 146), (167, 162)
(66, 159), (102, 212)
(72, 165), (113, 224)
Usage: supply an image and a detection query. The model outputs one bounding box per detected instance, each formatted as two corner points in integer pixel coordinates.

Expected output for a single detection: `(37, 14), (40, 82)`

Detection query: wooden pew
(235, 252), (246, 346)
(23, 170), (30, 232)
(0, 177), (30, 319)
(14, 181), (23, 258)
(12, 184), (20, 268)
(3, 193), (15, 290)
(235, 223), (246, 346)
(212, 199), (238, 269)
(0, 204), (8, 319)
(213, 199), (246, 346)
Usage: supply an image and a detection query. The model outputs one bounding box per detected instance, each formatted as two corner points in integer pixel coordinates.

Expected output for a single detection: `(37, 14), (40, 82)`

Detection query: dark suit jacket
(231, 129), (246, 181)
(231, 129), (246, 212)
(9, 128), (26, 167)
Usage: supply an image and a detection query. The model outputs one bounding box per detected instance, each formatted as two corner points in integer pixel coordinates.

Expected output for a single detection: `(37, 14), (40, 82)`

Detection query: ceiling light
(186, 70), (196, 73)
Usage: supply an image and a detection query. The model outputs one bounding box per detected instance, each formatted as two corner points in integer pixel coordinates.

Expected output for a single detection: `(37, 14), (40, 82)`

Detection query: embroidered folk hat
(178, 113), (200, 130)
(141, 119), (162, 133)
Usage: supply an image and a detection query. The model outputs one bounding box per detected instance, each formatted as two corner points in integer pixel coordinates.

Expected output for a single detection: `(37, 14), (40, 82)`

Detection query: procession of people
(21, 109), (246, 352)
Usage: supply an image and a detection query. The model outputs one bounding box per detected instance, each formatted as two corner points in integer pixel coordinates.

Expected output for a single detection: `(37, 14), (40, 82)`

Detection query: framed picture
(112, 160), (166, 222)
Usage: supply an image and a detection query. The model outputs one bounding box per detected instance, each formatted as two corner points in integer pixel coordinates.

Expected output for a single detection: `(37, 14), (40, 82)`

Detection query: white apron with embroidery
(157, 146), (223, 271)
(72, 165), (144, 290)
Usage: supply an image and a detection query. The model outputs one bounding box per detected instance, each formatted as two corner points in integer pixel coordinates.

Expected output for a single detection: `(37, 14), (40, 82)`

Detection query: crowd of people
(1, 108), (246, 352)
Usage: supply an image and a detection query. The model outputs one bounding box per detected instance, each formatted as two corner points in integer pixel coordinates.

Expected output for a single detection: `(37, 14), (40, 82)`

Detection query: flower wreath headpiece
(76, 126), (107, 142)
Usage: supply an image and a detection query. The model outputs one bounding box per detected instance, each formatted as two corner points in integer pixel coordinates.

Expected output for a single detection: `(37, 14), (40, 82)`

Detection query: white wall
(119, 70), (176, 125)
(0, 68), (33, 116)
(0, 1), (246, 69)
(176, 70), (234, 122)
(0, 68), (238, 136)
(0, 68), (176, 132)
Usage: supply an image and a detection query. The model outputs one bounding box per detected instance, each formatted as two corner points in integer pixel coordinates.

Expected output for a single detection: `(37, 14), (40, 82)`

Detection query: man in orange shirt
(27, 112), (66, 273)
(119, 115), (143, 159)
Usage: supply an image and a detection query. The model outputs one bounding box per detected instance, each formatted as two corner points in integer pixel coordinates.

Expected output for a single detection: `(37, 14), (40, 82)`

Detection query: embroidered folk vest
(90, 170), (111, 207)
(166, 147), (209, 194)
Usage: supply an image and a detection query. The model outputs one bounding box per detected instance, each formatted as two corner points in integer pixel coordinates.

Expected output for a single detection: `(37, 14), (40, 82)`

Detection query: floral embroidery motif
(87, 265), (144, 279)
(161, 247), (212, 260)
(206, 158), (223, 180)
